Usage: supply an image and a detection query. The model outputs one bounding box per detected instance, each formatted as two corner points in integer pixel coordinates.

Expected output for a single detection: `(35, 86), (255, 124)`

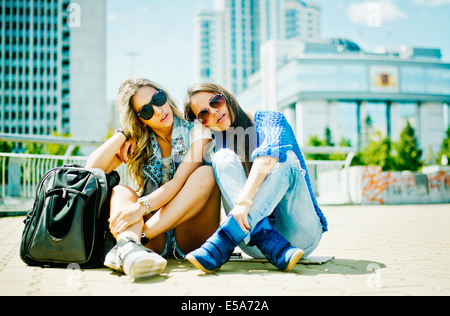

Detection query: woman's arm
(85, 132), (126, 173)
(230, 156), (277, 233)
(138, 137), (211, 211)
(231, 111), (294, 231)
(109, 137), (212, 236)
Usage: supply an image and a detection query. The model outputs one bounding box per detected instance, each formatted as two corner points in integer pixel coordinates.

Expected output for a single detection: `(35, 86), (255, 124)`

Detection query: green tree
(306, 127), (352, 161)
(438, 127), (450, 165)
(394, 121), (423, 171)
(305, 133), (328, 160)
(24, 133), (80, 156)
(353, 131), (395, 171)
(361, 115), (373, 148)
(0, 141), (13, 153)
(329, 136), (352, 161)
(305, 127), (335, 160)
(24, 142), (46, 155)
(324, 127), (334, 147)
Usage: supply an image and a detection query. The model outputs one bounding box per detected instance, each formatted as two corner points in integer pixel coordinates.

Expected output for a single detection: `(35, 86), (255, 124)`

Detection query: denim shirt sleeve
(251, 111), (294, 163)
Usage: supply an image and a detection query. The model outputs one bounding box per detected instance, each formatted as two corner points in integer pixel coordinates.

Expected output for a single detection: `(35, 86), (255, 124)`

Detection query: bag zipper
(46, 187), (89, 200)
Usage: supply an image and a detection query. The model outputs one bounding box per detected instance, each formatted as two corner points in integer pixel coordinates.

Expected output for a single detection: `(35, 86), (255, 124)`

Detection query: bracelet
(235, 195), (253, 207)
(116, 128), (129, 140)
(137, 197), (152, 216)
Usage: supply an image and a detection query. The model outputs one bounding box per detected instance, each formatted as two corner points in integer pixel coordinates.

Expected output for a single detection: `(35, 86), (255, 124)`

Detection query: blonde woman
(86, 78), (220, 280)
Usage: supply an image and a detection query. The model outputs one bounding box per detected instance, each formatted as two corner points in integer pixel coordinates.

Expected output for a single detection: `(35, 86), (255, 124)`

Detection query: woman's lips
(160, 113), (169, 122)
(217, 113), (226, 124)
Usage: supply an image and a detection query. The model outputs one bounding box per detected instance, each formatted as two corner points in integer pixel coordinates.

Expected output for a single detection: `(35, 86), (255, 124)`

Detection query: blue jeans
(212, 149), (323, 258)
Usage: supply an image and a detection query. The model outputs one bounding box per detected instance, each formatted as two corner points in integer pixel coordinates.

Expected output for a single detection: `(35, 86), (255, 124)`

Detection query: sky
(106, 0), (450, 105)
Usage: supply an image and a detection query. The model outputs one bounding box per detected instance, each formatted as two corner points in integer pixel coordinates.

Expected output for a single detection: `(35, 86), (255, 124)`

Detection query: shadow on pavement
(133, 257), (387, 281)
(291, 258), (386, 276)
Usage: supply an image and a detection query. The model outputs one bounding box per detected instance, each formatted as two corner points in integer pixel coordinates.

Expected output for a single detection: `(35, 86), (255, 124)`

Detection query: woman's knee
(193, 165), (215, 178)
(212, 148), (245, 180)
(110, 185), (138, 216)
(111, 185), (138, 201)
(212, 148), (240, 167)
(188, 165), (216, 189)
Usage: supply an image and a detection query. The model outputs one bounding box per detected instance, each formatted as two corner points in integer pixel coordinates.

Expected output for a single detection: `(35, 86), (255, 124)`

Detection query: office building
(195, 0), (318, 94)
(194, 0), (449, 160)
(285, 0), (321, 42)
(237, 39), (450, 154)
(193, 9), (225, 89)
(0, 0), (106, 143)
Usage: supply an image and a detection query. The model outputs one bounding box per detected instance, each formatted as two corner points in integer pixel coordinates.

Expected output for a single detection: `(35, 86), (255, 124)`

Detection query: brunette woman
(183, 83), (327, 273)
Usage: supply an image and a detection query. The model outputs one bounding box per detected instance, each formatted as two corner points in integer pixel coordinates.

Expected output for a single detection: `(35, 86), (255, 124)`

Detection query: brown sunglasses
(195, 94), (226, 124)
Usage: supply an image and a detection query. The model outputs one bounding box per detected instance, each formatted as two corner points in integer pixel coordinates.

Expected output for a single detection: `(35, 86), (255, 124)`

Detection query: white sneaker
(104, 244), (122, 272)
(104, 238), (167, 281)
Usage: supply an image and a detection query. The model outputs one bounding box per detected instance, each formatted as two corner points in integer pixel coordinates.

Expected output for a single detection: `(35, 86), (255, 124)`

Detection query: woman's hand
(109, 202), (145, 237)
(228, 156), (278, 234)
(85, 132), (131, 172)
(230, 204), (251, 234)
(116, 139), (136, 164)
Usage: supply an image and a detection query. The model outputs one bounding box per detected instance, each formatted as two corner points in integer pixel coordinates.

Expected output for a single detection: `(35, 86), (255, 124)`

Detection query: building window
(337, 102), (358, 148)
(365, 102), (388, 137)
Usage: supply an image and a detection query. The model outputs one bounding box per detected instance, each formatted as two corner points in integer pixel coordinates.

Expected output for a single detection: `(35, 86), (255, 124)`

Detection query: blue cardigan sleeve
(251, 111), (293, 162)
(251, 111), (329, 232)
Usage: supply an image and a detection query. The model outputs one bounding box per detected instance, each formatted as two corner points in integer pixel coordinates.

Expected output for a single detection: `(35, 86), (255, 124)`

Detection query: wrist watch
(235, 195), (253, 207)
(137, 197), (152, 216)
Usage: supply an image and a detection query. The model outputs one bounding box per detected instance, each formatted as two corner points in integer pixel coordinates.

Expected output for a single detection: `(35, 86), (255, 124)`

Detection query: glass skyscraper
(1, 0), (106, 143)
(285, 0), (321, 42)
(194, 0), (320, 94)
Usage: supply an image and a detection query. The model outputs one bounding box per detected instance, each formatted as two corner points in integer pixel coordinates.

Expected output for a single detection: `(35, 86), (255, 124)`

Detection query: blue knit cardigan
(251, 110), (328, 232)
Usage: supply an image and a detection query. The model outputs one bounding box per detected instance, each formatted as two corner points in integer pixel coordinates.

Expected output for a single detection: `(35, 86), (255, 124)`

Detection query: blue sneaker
(249, 217), (304, 272)
(186, 215), (248, 274)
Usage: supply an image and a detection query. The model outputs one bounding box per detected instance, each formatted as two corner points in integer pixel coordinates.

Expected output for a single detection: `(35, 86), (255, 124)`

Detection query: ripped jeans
(212, 149), (323, 258)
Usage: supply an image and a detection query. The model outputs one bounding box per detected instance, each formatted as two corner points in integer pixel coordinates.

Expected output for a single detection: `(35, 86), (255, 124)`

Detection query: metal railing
(0, 151), (355, 203)
(306, 152), (356, 204)
(0, 133), (357, 205)
(0, 153), (131, 199)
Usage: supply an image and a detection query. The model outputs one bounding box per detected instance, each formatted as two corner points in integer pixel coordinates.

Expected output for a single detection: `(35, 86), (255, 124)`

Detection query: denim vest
(141, 116), (196, 196)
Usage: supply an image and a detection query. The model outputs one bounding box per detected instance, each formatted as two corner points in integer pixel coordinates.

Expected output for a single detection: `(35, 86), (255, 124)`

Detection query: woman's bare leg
(175, 183), (221, 254)
(110, 185), (143, 242)
(143, 166), (221, 243)
(110, 185), (166, 253)
(107, 185), (167, 280)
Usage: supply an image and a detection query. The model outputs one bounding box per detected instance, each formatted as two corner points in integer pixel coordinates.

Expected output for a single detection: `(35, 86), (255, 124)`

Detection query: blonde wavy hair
(116, 78), (183, 194)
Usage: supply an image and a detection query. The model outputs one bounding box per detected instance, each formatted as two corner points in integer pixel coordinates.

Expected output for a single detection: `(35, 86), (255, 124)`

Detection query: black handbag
(20, 164), (120, 268)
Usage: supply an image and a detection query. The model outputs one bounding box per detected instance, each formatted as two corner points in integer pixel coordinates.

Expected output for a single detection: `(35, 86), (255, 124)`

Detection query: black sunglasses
(137, 90), (168, 120)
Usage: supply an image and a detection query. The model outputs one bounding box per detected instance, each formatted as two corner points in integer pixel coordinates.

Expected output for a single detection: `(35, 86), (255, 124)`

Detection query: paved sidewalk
(0, 204), (449, 296)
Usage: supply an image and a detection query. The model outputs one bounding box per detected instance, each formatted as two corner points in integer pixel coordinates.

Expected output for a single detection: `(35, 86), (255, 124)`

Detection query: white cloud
(412, 0), (450, 7)
(346, 0), (407, 27)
